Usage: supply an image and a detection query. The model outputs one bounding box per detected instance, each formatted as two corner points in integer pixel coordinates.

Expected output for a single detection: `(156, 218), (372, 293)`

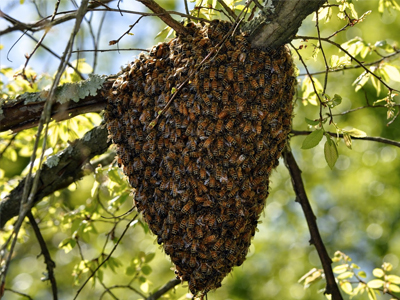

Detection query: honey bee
(225, 134), (236, 146)
(166, 210), (176, 224)
(204, 235), (217, 244)
(147, 152), (157, 164)
(237, 71), (244, 84)
(144, 166), (152, 179)
(198, 37), (210, 47)
(216, 65), (225, 80)
(265, 55), (271, 70)
(195, 226), (203, 239)
(203, 136), (213, 148)
(215, 119), (224, 133)
(198, 182), (208, 194)
(182, 200), (194, 214)
(172, 223), (180, 235)
(209, 67), (217, 80)
(245, 64), (251, 78)
(211, 79), (218, 90)
(249, 76), (259, 89)
(189, 255), (197, 268)
(209, 176), (216, 188)
(210, 251), (218, 260)
(225, 120), (234, 132)
(203, 78), (210, 92)
(180, 218), (187, 229)
(237, 167), (244, 181)
(232, 50), (240, 61)
(201, 93), (211, 106)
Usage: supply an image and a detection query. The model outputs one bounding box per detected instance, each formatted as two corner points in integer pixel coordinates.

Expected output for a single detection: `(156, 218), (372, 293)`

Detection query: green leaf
(337, 271), (354, 280)
(333, 264), (349, 274)
(372, 268), (385, 278)
(145, 252), (156, 263)
(367, 287), (377, 300)
(383, 65), (400, 82)
(389, 284), (400, 293)
(340, 281), (353, 294)
(302, 129), (324, 149)
(125, 265), (136, 276)
(387, 275), (400, 284)
(350, 263), (360, 269)
(305, 118), (320, 126)
(358, 271), (367, 278)
(324, 136), (338, 169)
(141, 265), (152, 275)
(367, 279), (385, 288)
(331, 94), (342, 107)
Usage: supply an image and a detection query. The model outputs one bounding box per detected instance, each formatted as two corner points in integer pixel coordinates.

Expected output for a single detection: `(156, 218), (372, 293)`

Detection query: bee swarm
(105, 20), (295, 296)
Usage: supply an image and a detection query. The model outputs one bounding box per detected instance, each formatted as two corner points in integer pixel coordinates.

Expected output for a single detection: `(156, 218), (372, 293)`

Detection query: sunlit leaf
(305, 118), (320, 126)
(333, 264), (349, 274)
(389, 284), (400, 293)
(387, 275), (400, 284)
(372, 268), (385, 278)
(301, 129), (323, 149)
(346, 128), (367, 137)
(367, 279), (385, 288)
(358, 271), (367, 278)
(337, 271), (354, 280)
(340, 281), (353, 294)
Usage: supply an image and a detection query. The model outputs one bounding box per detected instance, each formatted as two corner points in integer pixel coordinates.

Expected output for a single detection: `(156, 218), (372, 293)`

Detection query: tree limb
(0, 125), (111, 229)
(282, 146), (343, 300)
(242, 0), (326, 49)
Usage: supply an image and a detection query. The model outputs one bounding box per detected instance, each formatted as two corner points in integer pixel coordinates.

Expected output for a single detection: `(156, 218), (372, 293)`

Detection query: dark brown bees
(105, 20), (295, 298)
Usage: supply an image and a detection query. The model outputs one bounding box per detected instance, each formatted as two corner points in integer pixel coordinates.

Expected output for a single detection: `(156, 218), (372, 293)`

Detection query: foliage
(1, 0), (400, 300)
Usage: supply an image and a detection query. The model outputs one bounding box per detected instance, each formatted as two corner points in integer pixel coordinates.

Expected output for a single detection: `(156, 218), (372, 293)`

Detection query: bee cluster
(105, 20), (295, 296)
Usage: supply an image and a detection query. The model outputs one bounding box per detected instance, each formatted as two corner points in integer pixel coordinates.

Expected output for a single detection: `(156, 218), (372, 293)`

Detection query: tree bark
(0, 126), (110, 228)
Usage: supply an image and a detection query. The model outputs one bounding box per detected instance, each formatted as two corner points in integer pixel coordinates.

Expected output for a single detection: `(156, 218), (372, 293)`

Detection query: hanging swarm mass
(105, 20), (295, 296)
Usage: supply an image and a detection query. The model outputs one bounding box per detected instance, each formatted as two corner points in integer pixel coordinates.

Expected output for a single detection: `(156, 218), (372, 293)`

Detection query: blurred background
(1, 0), (400, 299)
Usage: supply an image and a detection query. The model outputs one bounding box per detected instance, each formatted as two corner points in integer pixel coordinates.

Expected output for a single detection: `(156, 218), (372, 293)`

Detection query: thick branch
(282, 146), (343, 300)
(0, 126), (111, 229)
(242, 0), (326, 49)
(0, 79), (112, 133)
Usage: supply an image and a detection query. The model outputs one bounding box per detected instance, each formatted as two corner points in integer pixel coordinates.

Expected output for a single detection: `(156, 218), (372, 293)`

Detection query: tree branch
(242, 0), (326, 49)
(136, 0), (189, 36)
(146, 278), (181, 300)
(27, 211), (58, 300)
(282, 146), (343, 300)
(0, 78), (112, 133)
(291, 130), (400, 148)
(0, 125), (111, 229)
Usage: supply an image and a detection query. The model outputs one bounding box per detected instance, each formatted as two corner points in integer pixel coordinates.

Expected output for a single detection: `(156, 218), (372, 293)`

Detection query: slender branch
(298, 48), (400, 76)
(282, 146), (343, 300)
(3, 289), (33, 300)
(296, 35), (399, 93)
(146, 278), (181, 300)
(135, 0), (188, 35)
(27, 211), (58, 300)
(291, 130), (400, 148)
(217, 0), (237, 21)
(73, 215), (138, 300)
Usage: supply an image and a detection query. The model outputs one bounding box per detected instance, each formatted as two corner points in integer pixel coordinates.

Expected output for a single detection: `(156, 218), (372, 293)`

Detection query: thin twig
(296, 35), (400, 93)
(315, 12), (329, 95)
(0, 2), (90, 296)
(100, 284), (149, 300)
(0, 133), (17, 161)
(3, 289), (33, 300)
(291, 130), (400, 148)
(184, 0), (190, 22)
(217, 0), (237, 20)
(109, 16), (143, 46)
(73, 215), (138, 299)
(282, 146), (343, 300)
(27, 211), (58, 300)
(290, 42), (325, 122)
